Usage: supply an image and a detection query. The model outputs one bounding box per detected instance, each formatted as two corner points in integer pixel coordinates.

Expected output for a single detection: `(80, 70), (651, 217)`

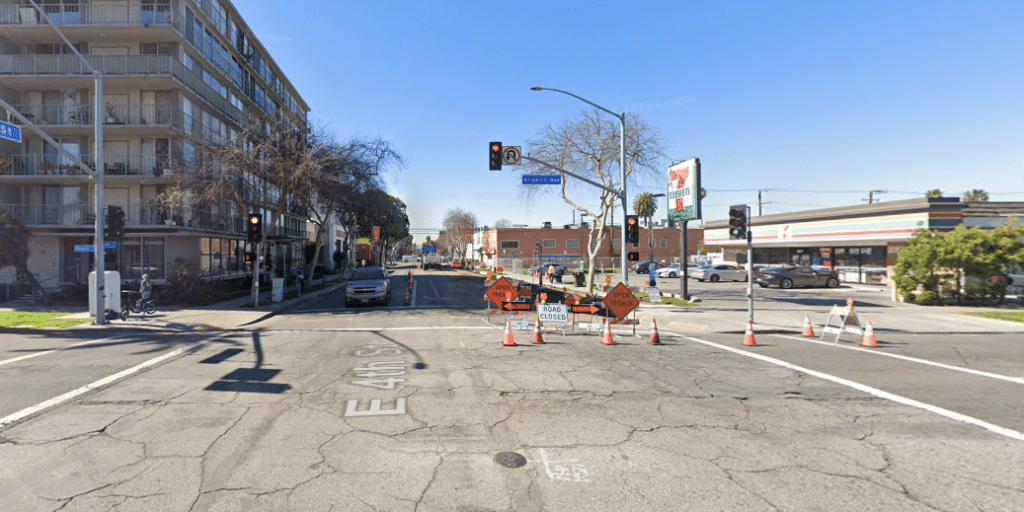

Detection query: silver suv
(345, 266), (391, 306)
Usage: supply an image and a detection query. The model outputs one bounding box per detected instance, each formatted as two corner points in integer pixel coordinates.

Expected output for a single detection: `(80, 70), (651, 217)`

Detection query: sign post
(668, 157), (701, 302)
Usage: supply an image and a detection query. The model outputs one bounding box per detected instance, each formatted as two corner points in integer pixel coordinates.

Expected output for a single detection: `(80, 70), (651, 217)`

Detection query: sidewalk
(0, 272), (348, 332)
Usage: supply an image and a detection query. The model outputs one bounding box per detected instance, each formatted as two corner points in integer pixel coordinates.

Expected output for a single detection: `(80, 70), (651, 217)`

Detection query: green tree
(936, 225), (995, 305)
(962, 189), (990, 202)
(925, 189), (944, 198)
(633, 192), (658, 263)
(894, 229), (947, 304)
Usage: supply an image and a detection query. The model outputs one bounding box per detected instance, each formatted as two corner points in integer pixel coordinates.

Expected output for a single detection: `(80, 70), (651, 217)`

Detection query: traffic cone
(602, 318), (616, 345)
(404, 288), (410, 306)
(503, 317), (516, 346)
(532, 318), (545, 344)
(801, 314), (815, 337)
(649, 318), (662, 345)
(743, 319), (757, 346)
(861, 321), (878, 347)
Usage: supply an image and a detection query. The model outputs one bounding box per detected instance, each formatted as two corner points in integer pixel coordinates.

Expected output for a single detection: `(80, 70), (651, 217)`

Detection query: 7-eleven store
(701, 197), (966, 284)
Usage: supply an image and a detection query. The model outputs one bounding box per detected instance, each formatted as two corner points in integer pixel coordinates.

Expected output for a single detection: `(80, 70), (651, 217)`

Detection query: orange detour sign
(604, 283), (640, 324)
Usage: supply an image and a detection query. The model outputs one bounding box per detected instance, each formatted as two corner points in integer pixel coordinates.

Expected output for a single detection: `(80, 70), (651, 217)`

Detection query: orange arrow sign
(571, 304), (600, 314)
(503, 302), (531, 311)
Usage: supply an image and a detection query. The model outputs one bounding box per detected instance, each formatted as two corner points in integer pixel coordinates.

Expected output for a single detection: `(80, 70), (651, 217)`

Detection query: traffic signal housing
(628, 251), (640, 262)
(489, 141), (502, 171)
(728, 205), (748, 240)
(106, 205), (125, 241)
(626, 215), (640, 246)
(247, 213), (262, 244)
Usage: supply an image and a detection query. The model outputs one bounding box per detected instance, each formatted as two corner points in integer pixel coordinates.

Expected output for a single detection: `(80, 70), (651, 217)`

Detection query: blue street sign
(522, 175), (562, 185)
(0, 121), (22, 143)
(73, 242), (116, 253)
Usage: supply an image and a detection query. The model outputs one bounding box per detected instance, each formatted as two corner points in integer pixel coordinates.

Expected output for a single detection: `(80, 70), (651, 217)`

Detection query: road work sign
(537, 304), (569, 325)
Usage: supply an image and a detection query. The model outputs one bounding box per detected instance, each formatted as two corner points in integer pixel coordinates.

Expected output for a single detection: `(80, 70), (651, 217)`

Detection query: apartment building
(0, 0), (311, 292)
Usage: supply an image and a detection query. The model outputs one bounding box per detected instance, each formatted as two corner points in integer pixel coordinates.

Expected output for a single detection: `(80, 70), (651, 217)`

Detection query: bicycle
(120, 290), (157, 320)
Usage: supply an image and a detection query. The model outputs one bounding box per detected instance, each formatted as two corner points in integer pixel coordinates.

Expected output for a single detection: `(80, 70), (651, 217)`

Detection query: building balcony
(10, 103), (180, 128)
(2, 201), (246, 235)
(0, 4), (174, 28)
(0, 55), (240, 125)
(0, 154), (175, 178)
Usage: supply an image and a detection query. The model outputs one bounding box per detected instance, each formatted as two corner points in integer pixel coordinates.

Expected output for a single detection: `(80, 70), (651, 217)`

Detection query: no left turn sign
(502, 146), (521, 165)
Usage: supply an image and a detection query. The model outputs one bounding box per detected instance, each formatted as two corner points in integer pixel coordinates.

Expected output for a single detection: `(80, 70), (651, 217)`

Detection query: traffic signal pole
(747, 206), (754, 323)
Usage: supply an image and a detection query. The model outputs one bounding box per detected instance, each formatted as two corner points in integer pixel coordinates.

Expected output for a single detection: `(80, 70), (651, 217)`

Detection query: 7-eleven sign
(373, 226), (380, 243)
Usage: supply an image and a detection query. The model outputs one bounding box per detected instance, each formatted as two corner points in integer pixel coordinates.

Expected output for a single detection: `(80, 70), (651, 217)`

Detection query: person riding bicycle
(139, 274), (152, 309)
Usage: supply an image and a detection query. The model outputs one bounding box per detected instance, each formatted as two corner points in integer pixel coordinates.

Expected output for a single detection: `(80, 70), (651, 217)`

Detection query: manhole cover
(494, 451), (527, 468)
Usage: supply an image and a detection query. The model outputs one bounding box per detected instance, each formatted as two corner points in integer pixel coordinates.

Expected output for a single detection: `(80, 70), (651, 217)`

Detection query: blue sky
(236, 1), (1024, 243)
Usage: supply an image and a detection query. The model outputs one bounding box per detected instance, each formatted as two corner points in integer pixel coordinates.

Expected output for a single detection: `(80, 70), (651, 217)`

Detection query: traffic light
(628, 251), (640, 261)
(244, 252), (255, 263)
(106, 205), (125, 241)
(626, 215), (640, 246)
(247, 213), (262, 244)
(728, 204), (747, 240)
(489, 141), (502, 171)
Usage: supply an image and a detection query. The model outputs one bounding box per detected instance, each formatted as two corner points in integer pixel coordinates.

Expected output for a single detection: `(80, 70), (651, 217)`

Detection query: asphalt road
(1, 269), (1022, 511)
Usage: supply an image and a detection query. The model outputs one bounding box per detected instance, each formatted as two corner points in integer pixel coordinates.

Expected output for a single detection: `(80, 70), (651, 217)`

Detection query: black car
(633, 261), (657, 274)
(755, 266), (840, 289)
(528, 263), (567, 277)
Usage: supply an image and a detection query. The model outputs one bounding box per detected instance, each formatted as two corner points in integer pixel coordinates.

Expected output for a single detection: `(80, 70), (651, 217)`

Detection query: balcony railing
(2, 202), (247, 235)
(0, 4), (173, 27)
(0, 55), (241, 125)
(0, 154), (174, 177)
(11, 103), (180, 128)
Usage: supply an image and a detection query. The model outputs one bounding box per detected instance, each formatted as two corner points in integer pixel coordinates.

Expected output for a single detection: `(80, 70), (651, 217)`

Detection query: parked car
(633, 261), (657, 274)
(527, 263), (567, 279)
(654, 263), (680, 278)
(755, 266), (839, 289)
(345, 266), (391, 306)
(691, 263), (747, 282)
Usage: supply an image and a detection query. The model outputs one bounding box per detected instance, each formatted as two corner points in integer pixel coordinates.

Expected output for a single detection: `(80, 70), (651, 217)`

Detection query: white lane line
(0, 335), (128, 367)
(0, 333), (229, 431)
(675, 333), (1024, 443)
(770, 333), (1024, 385)
(263, 326), (499, 333)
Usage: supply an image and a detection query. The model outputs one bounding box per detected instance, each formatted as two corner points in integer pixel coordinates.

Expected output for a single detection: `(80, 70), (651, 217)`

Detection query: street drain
(494, 451), (527, 468)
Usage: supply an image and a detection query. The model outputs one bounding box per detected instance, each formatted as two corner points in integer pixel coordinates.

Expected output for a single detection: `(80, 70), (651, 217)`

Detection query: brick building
(473, 221), (704, 272)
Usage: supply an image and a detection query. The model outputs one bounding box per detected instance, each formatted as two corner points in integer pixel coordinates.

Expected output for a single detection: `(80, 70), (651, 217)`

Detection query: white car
(691, 264), (747, 282)
(655, 264), (682, 278)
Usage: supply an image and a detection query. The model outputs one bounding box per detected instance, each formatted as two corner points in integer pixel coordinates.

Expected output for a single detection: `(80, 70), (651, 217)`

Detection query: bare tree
(299, 135), (403, 279)
(493, 218), (512, 229)
(442, 208), (478, 266)
(520, 108), (666, 291)
(166, 119), (340, 306)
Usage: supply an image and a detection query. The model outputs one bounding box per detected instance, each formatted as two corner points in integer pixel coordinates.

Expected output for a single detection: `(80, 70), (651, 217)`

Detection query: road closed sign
(537, 304), (570, 325)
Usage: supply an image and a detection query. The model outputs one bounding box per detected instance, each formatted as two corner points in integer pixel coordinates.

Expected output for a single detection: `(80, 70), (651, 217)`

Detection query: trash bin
(574, 272), (585, 286)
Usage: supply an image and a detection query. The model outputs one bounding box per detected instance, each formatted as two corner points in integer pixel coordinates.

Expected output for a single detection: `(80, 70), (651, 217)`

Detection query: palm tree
(962, 189), (990, 202)
(925, 189), (944, 198)
(633, 193), (658, 264)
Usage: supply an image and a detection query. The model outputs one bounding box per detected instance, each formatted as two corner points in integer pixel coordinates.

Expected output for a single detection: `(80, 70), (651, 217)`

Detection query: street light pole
(531, 86), (628, 286)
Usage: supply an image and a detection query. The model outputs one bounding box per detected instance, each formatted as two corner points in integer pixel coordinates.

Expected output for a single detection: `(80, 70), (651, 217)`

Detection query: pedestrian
(139, 273), (152, 308)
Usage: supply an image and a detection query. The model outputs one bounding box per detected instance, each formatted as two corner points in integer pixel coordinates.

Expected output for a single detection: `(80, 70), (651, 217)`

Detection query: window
(140, 43), (171, 55)
(566, 239), (579, 249)
(542, 239), (556, 249)
(660, 239), (668, 248)
(613, 239), (621, 249)
(500, 241), (519, 249)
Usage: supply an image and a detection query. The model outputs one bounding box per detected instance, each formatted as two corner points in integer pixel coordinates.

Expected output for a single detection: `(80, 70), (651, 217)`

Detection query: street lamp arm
(531, 86), (625, 122)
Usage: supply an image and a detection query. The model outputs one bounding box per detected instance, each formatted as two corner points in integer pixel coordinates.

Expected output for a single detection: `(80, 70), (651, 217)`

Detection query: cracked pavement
(1, 307), (1022, 512)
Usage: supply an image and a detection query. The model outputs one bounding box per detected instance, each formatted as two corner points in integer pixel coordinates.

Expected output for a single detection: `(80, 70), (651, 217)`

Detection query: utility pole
(867, 190), (887, 204)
